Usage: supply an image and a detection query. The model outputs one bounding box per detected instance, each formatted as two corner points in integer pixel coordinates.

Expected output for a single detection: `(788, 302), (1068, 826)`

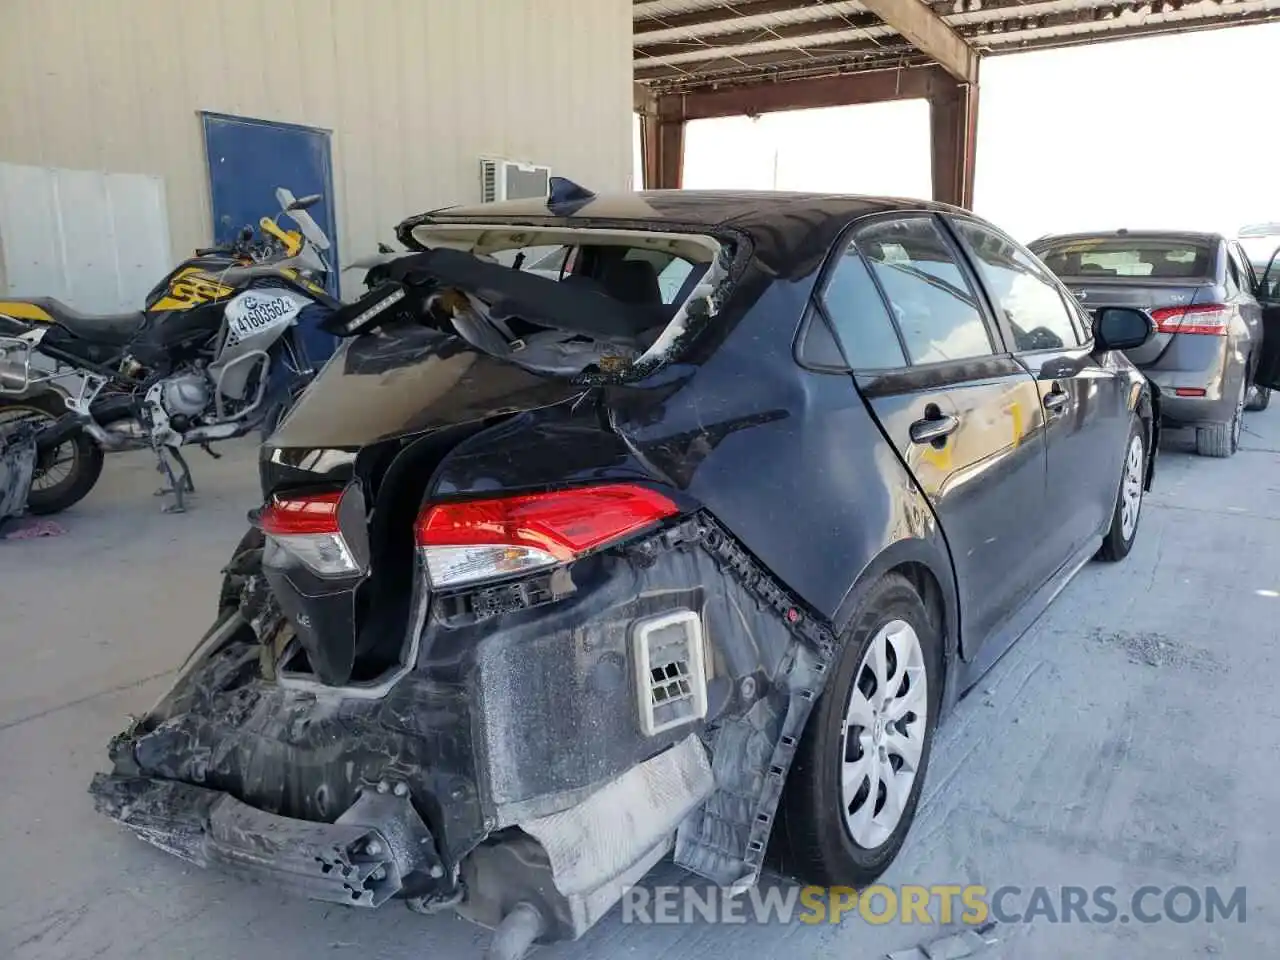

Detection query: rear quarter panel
(604, 276), (955, 632)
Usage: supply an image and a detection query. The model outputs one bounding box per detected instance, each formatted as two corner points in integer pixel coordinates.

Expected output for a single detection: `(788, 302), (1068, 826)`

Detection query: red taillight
(1175, 387), (1207, 397)
(1150, 303), (1230, 336)
(260, 491), (343, 536)
(260, 490), (361, 576)
(415, 484), (679, 589)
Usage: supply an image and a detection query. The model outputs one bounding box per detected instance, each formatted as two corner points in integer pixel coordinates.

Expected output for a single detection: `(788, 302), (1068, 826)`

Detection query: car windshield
(1034, 237), (1215, 280)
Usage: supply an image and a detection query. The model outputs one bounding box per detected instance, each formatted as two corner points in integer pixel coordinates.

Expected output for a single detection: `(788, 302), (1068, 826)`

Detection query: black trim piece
(793, 301), (853, 374)
(856, 354), (1027, 398)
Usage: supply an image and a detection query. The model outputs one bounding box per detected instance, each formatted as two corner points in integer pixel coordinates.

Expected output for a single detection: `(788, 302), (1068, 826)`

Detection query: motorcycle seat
(14, 298), (145, 346)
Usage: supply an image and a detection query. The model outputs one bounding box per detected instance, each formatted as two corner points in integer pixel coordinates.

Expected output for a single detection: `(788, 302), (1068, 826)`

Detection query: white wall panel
(0, 163), (172, 313)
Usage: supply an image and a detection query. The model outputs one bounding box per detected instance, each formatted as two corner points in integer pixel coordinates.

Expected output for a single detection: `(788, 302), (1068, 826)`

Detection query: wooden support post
(929, 73), (980, 209)
(640, 95), (686, 190)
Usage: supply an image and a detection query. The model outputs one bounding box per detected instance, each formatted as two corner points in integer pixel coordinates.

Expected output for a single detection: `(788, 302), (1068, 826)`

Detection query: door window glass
(819, 242), (906, 369)
(1225, 253), (1242, 297)
(856, 218), (993, 365)
(1228, 245), (1254, 295)
(955, 220), (1081, 351)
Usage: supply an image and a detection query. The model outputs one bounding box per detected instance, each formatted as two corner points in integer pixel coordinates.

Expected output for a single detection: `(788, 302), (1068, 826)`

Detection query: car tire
(1195, 377), (1245, 458)
(1097, 417), (1146, 562)
(1246, 385), (1271, 412)
(773, 572), (942, 887)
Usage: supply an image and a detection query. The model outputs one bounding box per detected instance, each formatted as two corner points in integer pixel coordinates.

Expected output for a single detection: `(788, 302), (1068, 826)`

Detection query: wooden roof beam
(857, 0), (979, 82)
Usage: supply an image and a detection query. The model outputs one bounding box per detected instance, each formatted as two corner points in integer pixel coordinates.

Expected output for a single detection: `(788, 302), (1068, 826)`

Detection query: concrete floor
(3, 411), (1279, 960)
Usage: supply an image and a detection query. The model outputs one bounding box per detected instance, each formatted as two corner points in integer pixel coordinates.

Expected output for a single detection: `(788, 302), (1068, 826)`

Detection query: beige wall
(0, 0), (634, 291)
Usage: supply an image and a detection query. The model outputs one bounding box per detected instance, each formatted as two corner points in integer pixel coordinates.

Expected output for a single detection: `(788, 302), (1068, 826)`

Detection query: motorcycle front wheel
(0, 392), (104, 515)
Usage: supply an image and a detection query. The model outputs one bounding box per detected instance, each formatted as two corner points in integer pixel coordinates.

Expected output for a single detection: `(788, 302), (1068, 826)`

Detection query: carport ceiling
(634, 0), (1280, 92)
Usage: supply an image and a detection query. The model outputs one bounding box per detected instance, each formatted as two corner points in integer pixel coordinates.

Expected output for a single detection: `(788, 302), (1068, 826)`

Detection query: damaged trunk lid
(258, 220), (740, 690)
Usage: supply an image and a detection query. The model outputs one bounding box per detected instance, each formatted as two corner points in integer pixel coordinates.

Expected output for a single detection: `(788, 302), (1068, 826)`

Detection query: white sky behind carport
(651, 22), (1280, 243)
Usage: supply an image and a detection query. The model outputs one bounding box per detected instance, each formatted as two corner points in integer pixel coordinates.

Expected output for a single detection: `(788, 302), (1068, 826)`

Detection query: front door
(1254, 248), (1280, 389)
(829, 215), (1049, 659)
(950, 217), (1134, 563)
(200, 112), (340, 295)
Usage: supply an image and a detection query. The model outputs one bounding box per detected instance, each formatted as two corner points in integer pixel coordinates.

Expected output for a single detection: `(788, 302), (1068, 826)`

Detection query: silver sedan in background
(1031, 230), (1267, 458)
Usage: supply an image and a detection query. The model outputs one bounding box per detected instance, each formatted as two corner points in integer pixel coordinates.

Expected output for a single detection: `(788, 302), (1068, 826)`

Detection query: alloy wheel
(840, 619), (928, 849)
(1119, 432), (1144, 541)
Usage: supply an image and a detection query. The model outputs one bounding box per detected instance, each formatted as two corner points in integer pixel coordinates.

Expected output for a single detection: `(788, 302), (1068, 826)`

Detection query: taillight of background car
(414, 484), (678, 589)
(1149, 303), (1231, 336)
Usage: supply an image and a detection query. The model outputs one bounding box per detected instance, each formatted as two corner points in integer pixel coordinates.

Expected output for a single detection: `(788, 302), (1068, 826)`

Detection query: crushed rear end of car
(88, 197), (837, 956)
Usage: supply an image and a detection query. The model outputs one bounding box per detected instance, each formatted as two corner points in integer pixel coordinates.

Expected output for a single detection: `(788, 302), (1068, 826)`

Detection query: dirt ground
(3, 411), (1278, 959)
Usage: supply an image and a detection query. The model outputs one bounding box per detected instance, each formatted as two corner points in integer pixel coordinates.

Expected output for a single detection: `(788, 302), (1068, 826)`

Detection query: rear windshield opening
(402, 224), (732, 379)
(1035, 238), (1214, 280)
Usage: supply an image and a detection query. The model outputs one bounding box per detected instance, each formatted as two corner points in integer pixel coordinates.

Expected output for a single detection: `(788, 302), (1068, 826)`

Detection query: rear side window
(857, 217), (994, 365)
(954, 219), (1081, 351)
(1225, 254), (1242, 297)
(818, 242), (906, 369)
(1034, 237), (1215, 280)
(1228, 245), (1254, 295)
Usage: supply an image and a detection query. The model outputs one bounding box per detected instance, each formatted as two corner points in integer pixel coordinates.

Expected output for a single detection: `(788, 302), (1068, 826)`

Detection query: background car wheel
(1097, 417), (1145, 562)
(0, 393), (104, 515)
(773, 572), (942, 886)
(1246, 385), (1271, 412)
(1195, 378), (1244, 458)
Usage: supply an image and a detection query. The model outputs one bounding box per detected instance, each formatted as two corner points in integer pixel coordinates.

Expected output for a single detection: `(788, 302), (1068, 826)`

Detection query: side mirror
(1094, 306), (1154, 352)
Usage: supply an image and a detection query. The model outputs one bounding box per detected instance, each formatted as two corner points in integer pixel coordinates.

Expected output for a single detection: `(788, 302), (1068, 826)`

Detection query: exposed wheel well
(1140, 382), (1160, 489)
(890, 560), (949, 675)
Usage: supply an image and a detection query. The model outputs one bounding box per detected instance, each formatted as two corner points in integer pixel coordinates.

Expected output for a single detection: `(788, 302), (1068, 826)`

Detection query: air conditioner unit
(479, 158), (552, 203)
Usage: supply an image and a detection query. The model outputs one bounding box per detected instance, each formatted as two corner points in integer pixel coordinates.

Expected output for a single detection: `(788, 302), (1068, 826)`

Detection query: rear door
(826, 214), (1049, 657)
(953, 217), (1134, 562)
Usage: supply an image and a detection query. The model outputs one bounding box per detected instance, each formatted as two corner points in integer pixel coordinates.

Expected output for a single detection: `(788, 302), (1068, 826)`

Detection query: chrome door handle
(1043, 391), (1069, 413)
(910, 414), (960, 444)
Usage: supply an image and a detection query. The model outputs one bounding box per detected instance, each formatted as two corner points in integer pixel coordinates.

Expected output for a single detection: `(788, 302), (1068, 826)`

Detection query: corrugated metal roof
(635, 0), (1280, 92)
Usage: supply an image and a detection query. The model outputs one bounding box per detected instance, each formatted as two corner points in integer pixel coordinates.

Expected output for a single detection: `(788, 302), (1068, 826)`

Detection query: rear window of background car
(857, 217), (994, 365)
(1035, 238), (1215, 280)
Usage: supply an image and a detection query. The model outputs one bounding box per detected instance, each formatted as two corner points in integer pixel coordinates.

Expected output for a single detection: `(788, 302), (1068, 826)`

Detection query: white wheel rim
(1119, 433), (1144, 541)
(840, 619), (928, 849)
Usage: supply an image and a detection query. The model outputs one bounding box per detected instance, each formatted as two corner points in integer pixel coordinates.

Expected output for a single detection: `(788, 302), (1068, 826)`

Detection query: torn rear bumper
(89, 516), (836, 950)
(0, 422), (36, 522)
(90, 773), (446, 909)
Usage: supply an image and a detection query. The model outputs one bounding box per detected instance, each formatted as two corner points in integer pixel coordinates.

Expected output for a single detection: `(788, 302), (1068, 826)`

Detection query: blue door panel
(201, 112), (340, 295)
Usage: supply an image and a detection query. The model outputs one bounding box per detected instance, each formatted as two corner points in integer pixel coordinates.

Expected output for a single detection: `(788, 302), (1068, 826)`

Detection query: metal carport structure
(634, 0), (1280, 206)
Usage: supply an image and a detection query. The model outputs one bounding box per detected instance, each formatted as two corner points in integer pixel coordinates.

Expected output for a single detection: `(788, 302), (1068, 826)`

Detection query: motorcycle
(0, 187), (339, 514)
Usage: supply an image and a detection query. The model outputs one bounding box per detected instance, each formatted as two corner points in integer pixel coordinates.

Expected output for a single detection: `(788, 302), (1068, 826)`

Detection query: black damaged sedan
(91, 187), (1158, 959)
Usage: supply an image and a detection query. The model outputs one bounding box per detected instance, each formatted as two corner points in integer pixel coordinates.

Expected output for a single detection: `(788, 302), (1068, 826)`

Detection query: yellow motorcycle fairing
(148, 266), (237, 312)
